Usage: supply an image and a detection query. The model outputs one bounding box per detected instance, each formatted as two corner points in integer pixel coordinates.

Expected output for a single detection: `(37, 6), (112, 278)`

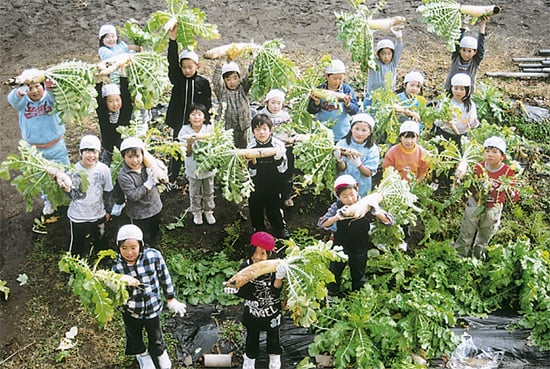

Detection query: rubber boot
(269, 354), (281, 369)
(135, 351), (155, 369)
(242, 353), (256, 369)
(157, 350), (172, 369)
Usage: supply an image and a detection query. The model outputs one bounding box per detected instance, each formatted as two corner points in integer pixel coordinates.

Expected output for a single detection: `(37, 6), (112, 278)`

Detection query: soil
(0, 0), (549, 368)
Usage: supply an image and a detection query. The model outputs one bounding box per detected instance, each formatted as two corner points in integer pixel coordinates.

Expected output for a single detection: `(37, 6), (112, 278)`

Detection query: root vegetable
(459, 5), (500, 17)
(178, 132), (212, 141)
(367, 16), (407, 31)
(225, 259), (283, 288)
(142, 150), (168, 184)
(8, 68), (46, 85)
(235, 147), (278, 159)
(96, 53), (133, 76)
(203, 42), (260, 59)
(46, 166), (73, 192)
(163, 17), (178, 32)
(311, 88), (348, 102)
(339, 147), (360, 158)
(339, 192), (384, 219)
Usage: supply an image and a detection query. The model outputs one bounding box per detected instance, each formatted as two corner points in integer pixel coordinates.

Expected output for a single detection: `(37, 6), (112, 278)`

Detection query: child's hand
(168, 22), (178, 40)
(44, 78), (55, 90)
(343, 94), (352, 108)
(120, 274), (141, 287)
(310, 92), (321, 106)
(167, 298), (187, 317)
(390, 25), (404, 39)
(223, 286), (239, 294)
(275, 263), (288, 280)
(348, 155), (362, 167)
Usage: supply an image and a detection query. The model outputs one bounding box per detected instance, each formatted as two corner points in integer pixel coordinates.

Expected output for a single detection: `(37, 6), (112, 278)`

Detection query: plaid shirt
(112, 247), (175, 319)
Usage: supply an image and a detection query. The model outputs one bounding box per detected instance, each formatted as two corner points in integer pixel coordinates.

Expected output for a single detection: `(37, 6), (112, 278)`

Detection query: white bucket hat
(99, 24), (117, 39)
(120, 137), (145, 152)
(221, 62), (240, 76)
(400, 120), (420, 135)
(460, 36), (478, 49)
(117, 224), (143, 242)
(484, 136), (506, 154)
(351, 113), (376, 129)
(404, 71), (424, 85)
(265, 89), (285, 102)
(101, 83), (121, 97)
(325, 59), (346, 74)
(79, 135), (101, 151)
(376, 39), (395, 53)
(179, 50), (199, 63)
(450, 73), (472, 87)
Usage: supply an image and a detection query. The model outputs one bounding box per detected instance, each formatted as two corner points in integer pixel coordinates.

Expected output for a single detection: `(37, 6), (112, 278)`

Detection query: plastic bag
(447, 332), (504, 369)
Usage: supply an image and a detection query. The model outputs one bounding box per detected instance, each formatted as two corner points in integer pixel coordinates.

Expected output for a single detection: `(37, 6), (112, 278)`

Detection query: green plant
(217, 318), (245, 348)
(0, 279), (9, 300)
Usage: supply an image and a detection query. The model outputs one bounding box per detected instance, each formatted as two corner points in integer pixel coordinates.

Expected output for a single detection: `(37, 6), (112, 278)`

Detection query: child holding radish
(117, 137), (163, 246)
(444, 16), (487, 92)
(307, 59), (359, 142)
(212, 60), (252, 148)
(247, 114), (289, 239)
(454, 136), (519, 260)
(166, 23), (212, 186)
(395, 70), (426, 127)
(98, 24), (142, 85)
(177, 104), (216, 225)
(318, 175), (394, 298)
(223, 231), (287, 369)
(113, 224), (186, 369)
(335, 113), (380, 197)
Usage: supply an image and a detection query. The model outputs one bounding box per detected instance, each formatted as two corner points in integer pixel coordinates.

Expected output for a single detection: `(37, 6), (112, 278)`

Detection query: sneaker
(111, 203), (125, 217)
(42, 200), (54, 216)
(279, 227), (291, 239)
(166, 181), (179, 191)
(284, 198), (294, 207)
(192, 212), (203, 225)
(204, 211), (216, 225)
(269, 354), (281, 369)
(135, 351), (155, 369)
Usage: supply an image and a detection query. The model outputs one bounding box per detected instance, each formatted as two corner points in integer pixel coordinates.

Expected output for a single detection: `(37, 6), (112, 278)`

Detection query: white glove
(275, 263), (288, 280)
(348, 155), (362, 167)
(274, 145), (285, 160)
(223, 286), (239, 294)
(167, 299), (187, 317)
(333, 148), (342, 161)
(390, 26), (403, 39)
(120, 274), (141, 287)
(17, 85), (29, 96)
(144, 168), (154, 190)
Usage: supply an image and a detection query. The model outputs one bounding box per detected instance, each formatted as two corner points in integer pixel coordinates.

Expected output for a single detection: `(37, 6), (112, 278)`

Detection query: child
(382, 120), (429, 182)
(212, 60), (252, 148)
(435, 73), (479, 147)
(443, 17), (488, 92)
(318, 175), (393, 297)
(334, 113), (380, 197)
(454, 136), (519, 259)
(364, 26), (404, 108)
(395, 70), (426, 125)
(117, 137), (163, 246)
(7, 70), (70, 215)
(247, 114), (289, 239)
(257, 89), (294, 207)
(177, 104), (216, 225)
(307, 59), (359, 142)
(98, 24), (142, 84)
(64, 135), (113, 258)
(112, 224), (186, 369)
(166, 24), (212, 185)
(95, 64), (133, 167)
(223, 231), (287, 369)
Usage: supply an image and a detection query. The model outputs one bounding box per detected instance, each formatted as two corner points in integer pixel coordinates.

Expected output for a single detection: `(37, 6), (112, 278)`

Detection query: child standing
(443, 17), (488, 92)
(117, 137), (163, 246)
(224, 231), (287, 369)
(113, 224), (186, 369)
(364, 26), (404, 108)
(454, 137), (519, 259)
(318, 175), (394, 297)
(166, 24), (212, 185)
(64, 135), (113, 258)
(98, 24), (142, 85)
(307, 59), (359, 142)
(247, 114), (289, 239)
(382, 120), (430, 182)
(212, 61), (252, 148)
(395, 70), (426, 125)
(335, 113), (380, 197)
(177, 104), (216, 225)
(257, 89), (295, 207)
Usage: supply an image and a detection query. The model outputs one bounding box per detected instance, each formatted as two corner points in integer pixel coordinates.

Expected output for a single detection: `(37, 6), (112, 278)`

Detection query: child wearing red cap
(224, 231), (286, 369)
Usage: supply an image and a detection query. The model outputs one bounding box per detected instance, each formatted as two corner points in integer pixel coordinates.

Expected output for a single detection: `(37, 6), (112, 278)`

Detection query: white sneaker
(157, 350), (172, 369)
(111, 203), (125, 217)
(193, 212), (203, 225)
(269, 354), (281, 369)
(204, 211), (216, 225)
(242, 353), (256, 369)
(135, 351), (155, 369)
(42, 200), (54, 216)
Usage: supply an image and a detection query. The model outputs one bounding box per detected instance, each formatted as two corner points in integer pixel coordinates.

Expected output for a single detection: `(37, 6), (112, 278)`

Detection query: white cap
(179, 50), (199, 63)
(334, 174), (358, 195)
(79, 135), (101, 151)
(221, 62), (240, 76)
(99, 24), (117, 39)
(400, 120), (420, 135)
(450, 73), (471, 87)
(484, 136), (506, 154)
(376, 39), (395, 53)
(460, 36), (478, 49)
(120, 137), (145, 152)
(265, 89), (285, 102)
(325, 59), (346, 74)
(117, 224), (143, 242)
(351, 113), (376, 129)
(404, 71), (424, 85)
(101, 83), (121, 97)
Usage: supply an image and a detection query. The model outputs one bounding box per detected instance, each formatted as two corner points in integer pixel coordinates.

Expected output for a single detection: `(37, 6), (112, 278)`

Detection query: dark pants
(132, 213), (160, 247)
(433, 126), (466, 192)
(327, 247), (368, 297)
(168, 127), (183, 183)
(281, 147), (294, 201)
(245, 314), (283, 358)
(69, 217), (107, 258)
(122, 312), (166, 356)
(249, 187), (285, 235)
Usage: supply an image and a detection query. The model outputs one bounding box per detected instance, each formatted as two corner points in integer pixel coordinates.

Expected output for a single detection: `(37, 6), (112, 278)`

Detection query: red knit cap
(250, 231), (275, 251)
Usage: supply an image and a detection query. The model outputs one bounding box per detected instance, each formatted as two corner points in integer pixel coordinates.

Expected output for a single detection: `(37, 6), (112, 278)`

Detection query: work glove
(333, 148), (342, 161)
(144, 168), (155, 190)
(348, 155), (362, 167)
(152, 159), (169, 184)
(390, 26), (403, 39)
(167, 299), (187, 317)
(275, 263), (288, 280)
(17, 85), (29, 96)
(120, 274), (141, 287)
(274, 145), (286, 160)
(223, 286), (239, 294)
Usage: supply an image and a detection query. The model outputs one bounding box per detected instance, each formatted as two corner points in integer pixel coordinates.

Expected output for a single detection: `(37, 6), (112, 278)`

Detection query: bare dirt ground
(0, 0), (548, 368)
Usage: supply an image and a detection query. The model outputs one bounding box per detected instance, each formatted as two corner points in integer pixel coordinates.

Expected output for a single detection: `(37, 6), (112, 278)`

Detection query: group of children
(6, 15), (520, 369)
